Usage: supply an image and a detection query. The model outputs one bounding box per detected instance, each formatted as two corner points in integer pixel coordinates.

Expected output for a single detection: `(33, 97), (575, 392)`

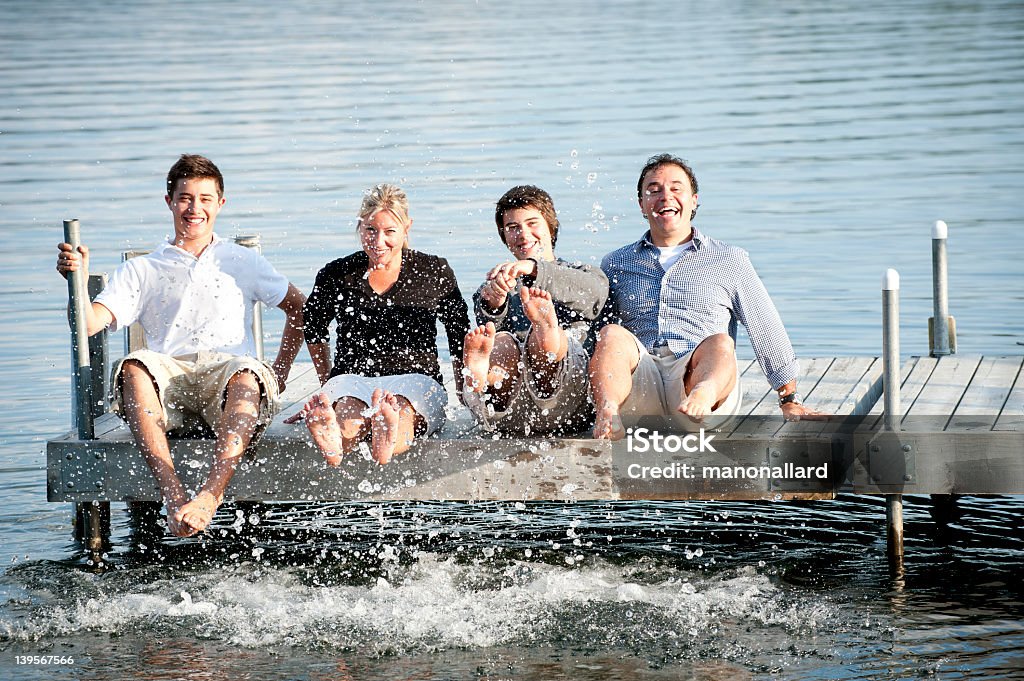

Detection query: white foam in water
(0, 557), (835, 653)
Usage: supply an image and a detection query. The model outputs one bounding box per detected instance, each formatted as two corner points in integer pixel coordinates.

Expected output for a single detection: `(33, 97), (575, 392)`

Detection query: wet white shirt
(95, 234), (288, 357)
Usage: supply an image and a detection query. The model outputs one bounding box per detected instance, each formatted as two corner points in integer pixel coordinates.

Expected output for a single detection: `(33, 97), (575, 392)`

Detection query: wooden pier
(48, 220), (1024, 567)
(853, 355), (1024, 495)
(48, 354), (1024, 506)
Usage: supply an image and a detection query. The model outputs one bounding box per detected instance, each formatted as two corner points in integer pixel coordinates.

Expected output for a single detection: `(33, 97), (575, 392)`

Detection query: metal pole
(234, 234), (265, 361)
(882, 269), (904, 565)
(64, 220), (108, 567)
(882, 269), (901, 431)
(64, 219), (94, 440)
(931, 220), (951, 356)
(929, 220), (959, 521)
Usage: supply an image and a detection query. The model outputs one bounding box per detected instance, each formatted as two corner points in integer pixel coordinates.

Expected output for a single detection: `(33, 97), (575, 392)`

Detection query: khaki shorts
(619, 335), (742, 433)
(464, 330), (593, 436)
(319, 373), (448, 436)
(111, 349), (280, 435)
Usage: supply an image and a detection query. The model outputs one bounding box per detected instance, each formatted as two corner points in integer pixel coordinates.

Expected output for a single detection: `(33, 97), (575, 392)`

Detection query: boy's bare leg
(521, 286), (567, 395)
(177, 369), (262, 536)
(369, 389), (422, 465)
(588, 325), (641, 440)
(464, 326), (522, 412)
(678, 333), (737, 421)
(118, 360), (193, 537)
(463, 323), (496, 393)
(302, 394), (371, 466)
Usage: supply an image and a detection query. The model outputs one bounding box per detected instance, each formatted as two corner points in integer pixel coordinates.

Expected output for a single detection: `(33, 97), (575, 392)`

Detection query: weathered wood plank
(733, 358), (766, 413)
(901, 356), (981, 430)
(946, 356), (1022, 431)
(994, 358), (1024, 431)
(727, 357), (835, 438)
(92, 412), (129, 440)
(865, 356), (930, 420)
(775, 356), (881, 440)
(276, 363), (322, 414)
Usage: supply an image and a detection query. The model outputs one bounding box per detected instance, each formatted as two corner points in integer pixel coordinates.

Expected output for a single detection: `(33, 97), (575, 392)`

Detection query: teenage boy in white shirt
(56, 154), (306, 537)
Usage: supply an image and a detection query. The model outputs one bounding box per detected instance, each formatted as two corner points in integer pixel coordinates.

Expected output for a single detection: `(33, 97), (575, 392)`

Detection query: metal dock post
(930, 220), (955, 356)
(929, 220), (959, 523)
(233, 234), (265, 361)
(63, 219), (109, 566)
(882, 268), (904, 567)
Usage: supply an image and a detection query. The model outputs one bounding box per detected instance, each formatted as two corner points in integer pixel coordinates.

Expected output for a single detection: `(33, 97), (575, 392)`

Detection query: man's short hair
(637, 153), (699, 198)
(166, 154), (225, 198)
(495, 185), (559, 249)
(637, 153), (699, 221)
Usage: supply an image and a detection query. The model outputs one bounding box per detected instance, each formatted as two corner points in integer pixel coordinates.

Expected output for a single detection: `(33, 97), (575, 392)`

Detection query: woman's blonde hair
(358, 183), (410, 226)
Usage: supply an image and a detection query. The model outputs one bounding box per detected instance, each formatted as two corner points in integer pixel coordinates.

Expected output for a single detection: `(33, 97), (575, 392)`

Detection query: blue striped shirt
(601, 228), (799, 390)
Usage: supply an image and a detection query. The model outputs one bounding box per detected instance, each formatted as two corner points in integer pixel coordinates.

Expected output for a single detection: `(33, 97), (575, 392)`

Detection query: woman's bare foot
(173, 490), (219, 536)
(463, 323), (496, 393)
(369, 389), (401, 465)
(304, 392), (346, 466)
(593, 403), (625, 441)
(677, 382), (718, 422)
(521, 287), (562, 358)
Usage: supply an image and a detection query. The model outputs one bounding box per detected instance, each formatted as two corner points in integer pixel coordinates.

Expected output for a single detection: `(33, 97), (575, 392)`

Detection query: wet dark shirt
(303, 249), (470, 386)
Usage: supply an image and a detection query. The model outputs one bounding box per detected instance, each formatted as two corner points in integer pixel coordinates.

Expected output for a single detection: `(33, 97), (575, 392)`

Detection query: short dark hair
(166, 154), (224, 198)
(637, 153), (698, 198)
(494, 185), (559, 249)
(636, 153), (699, 221)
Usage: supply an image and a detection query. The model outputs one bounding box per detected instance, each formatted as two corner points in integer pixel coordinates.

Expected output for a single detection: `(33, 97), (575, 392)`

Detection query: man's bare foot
(369, 389), (401, 465)
(304, 392), (346, 466)
(463, 323), (496, 393)
(165, 497), (192, 537)
(521, 287), (562, 358)
(677, 382), (718, 421)
(593, 403), (625, 441)
(173, 490), (219, 536)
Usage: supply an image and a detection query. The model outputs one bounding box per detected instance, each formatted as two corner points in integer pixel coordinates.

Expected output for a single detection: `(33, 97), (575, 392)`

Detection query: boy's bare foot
(677, 382), (718, 421)
(369, 389), (401, 465)
(521, 287), (562, 358)
(593, 403), (625, 441)
(463, 323), (496, 393)
(173, 490), (220, 536)
(304, 392), (346, 466)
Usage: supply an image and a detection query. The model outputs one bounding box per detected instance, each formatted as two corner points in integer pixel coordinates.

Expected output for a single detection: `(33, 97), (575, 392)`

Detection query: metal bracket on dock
(55, 442), (108, 499)
(865, 431), (916, 488)
(765, 440), (837, 495)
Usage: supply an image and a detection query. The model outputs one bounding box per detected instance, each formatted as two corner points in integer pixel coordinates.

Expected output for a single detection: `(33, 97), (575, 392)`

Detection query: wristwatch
(778, 391), (802, 406)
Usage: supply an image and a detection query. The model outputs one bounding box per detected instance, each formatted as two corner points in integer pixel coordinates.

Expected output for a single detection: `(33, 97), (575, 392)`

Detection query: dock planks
(47, 356), (1024, 504)
(854, 355), (1024, 494)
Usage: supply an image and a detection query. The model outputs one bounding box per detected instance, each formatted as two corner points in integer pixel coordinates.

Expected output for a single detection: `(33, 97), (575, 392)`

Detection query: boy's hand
(56, 242), (90, 279)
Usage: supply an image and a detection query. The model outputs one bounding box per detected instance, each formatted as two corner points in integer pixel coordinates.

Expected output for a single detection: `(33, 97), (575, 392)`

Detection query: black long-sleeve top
(303, 249), (470, 386)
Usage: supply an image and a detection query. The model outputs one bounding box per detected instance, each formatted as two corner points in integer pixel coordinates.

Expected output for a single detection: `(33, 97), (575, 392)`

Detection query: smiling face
(359, 209), (409, 270)
(165, 176), (225, 252)
(501, 206), (555, 261)
(638, 163), (699, 247)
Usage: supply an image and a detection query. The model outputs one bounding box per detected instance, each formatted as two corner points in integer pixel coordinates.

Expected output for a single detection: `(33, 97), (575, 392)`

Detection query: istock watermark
(622, 427), (830, 482)
(626, 427), (718, 454)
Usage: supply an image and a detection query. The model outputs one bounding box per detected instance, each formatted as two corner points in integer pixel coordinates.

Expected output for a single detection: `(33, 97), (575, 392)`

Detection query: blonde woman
(289, 185), (470, 464)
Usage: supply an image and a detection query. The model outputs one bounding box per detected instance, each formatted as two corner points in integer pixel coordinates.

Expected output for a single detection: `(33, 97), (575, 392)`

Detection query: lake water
(2, 0), (1023, 679)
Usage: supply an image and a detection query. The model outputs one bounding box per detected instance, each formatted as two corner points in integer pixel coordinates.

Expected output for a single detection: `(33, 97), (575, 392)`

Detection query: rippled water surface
(2, 1), (1023, 679)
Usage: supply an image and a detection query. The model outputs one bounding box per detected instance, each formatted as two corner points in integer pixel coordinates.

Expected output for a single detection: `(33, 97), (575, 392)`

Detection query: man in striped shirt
(590, 153), (821, 439)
